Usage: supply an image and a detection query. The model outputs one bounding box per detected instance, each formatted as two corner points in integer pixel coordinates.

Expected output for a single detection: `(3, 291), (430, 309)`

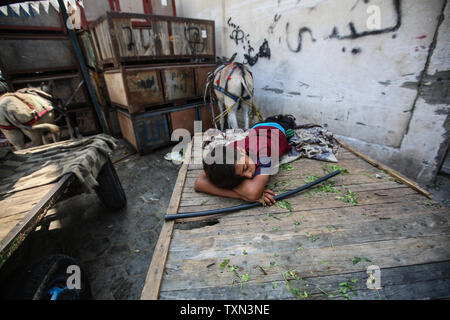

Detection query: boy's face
(234, 147), (256, 179)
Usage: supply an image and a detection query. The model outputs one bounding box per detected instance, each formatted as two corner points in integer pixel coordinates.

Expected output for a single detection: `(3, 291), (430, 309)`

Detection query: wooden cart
(141, 134), (450, 300)
(0, 140), (126, 299)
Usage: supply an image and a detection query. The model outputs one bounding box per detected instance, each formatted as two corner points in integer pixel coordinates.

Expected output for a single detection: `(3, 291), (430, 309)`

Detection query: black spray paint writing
(285, 22), (316, 53)
(184, 26), (206, 54)
(244, 39), (271, 66)
(137, 76), (155, 90)
(228, 17), (271, 66)
(268, 13), (282, 34)
(329, 0), (401, 40)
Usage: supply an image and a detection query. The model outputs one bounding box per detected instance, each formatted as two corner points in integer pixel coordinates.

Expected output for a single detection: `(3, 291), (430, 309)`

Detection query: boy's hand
(259, 189), (276, 206)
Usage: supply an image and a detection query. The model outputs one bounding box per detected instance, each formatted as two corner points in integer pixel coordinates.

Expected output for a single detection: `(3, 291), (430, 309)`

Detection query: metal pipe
(58, 0), (109, 134)
(165, 170), (341, 220)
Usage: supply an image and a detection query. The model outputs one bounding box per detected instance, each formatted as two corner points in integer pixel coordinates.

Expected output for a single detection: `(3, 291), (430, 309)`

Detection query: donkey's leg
(1, 129), (25, 150)
(225, 96), (238, 129)
(23, 129), (43, 147)
(242, 102), (250, 130)
(217, 99), (225, 131)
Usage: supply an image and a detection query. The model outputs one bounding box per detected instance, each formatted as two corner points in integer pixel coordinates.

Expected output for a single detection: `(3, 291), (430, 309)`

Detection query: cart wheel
(17, 254), (92, 300)
(95, 157), (127, 211)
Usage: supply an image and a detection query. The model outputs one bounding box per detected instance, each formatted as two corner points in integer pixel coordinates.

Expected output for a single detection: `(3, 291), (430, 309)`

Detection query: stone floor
(1, 139), (180, 300)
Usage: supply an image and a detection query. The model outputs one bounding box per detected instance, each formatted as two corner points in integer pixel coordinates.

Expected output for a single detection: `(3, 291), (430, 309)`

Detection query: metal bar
(57, 0), (109, 134)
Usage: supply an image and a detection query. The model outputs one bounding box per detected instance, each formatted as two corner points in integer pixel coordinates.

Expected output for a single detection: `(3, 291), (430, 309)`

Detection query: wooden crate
(197, 103), (220, 131)
(169, 106), (197, 136)
(104, 63), (215, 114)
(116, 101), (214, 153)
(117, 108), (171, 154)
(90, 11), (215, 67)
(0, 34), (78, 76)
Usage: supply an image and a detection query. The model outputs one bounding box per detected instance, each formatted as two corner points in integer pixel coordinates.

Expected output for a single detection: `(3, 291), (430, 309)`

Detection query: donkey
(206, 58), (261, 130)
(0, 87), (61, 150)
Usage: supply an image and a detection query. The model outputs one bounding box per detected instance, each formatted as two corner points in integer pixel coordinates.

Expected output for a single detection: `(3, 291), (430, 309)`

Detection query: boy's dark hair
(203, 144), (244, 189)
(262, 114), (296, 131)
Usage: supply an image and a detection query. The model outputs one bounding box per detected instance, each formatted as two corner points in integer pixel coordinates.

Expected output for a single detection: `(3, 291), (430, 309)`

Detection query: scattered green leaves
(219, 259), (230, 270)
(276, 200), (294, 212)
(337, 189), (358, 205)
(280, 163), (296, 171)
(304, 175), (320, 183)
(352, 256), (372, 265)
(265, 212), (281, 220)
(323, 164), (349, 175)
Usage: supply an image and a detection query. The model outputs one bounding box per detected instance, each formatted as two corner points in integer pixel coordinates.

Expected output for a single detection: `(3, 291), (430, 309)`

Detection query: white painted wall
(175, 0), (449, 185)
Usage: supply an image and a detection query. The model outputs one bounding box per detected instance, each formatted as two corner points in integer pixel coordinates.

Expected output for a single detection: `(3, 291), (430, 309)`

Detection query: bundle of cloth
(0, 134), (118, 196)
(201, 116), (340, 165)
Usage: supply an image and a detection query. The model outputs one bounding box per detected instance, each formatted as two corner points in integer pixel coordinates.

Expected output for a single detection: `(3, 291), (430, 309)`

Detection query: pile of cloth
(0, 134), (118, 196)
(201, 124), (340, 164)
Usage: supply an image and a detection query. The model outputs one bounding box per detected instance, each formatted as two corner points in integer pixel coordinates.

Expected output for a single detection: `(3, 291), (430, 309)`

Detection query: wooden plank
(117, 110), (138, 151)
(177, 187), (419, 215)
(160, 234), (450, 292)
(140, 138), (194, 300)
(104, 71), (129, 107)
(338, 139), (433, 199)
(159, 261), (450, 300)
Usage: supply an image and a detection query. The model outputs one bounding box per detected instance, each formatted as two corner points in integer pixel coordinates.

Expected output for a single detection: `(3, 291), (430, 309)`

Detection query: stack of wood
(87, 11), (218, 154)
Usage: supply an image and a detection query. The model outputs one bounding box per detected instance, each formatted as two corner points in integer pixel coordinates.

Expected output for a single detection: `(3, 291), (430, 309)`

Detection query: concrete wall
(175, 0), (449, 186)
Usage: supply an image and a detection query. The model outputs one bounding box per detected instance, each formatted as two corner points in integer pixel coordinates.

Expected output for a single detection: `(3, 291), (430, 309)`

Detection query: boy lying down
(194, 115), (296, 206)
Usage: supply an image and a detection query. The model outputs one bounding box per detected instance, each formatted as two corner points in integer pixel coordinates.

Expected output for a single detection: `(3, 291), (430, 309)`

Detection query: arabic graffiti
(226, 0), (401, 59)
(329, 0), (401, 40)
(285, 23), (316, 53)
(244, 39), (271, 66)
(228, 17), (271, 66)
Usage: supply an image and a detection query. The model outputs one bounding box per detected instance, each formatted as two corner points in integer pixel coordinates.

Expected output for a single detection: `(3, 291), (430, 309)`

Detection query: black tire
(16, 254), (92, 300)
(95, 157), (127, 211)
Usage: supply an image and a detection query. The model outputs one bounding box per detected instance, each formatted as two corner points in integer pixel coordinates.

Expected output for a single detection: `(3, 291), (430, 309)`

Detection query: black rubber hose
(164, 170), (341, 221)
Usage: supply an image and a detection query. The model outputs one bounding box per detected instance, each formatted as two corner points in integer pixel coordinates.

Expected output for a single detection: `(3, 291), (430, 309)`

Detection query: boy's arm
(194, 171), (275, 204)
(232, 174), (271, 202)
(194, 171), (243, 200)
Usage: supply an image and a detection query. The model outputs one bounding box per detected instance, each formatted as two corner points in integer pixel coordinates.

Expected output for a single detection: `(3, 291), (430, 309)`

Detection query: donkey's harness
(213, 62), (252, 103)
(0, 92), (53, 130)
(210, 62), (262, 123)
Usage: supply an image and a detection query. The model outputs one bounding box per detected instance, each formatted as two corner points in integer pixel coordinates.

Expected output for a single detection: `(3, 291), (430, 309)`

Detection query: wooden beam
(140, 137), (194, 300)
(338, 139), (433, 199)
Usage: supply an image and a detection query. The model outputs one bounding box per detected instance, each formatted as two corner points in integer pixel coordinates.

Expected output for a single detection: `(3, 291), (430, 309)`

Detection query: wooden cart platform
(141, 134), (450, 300)
(0, 170), (74, 269)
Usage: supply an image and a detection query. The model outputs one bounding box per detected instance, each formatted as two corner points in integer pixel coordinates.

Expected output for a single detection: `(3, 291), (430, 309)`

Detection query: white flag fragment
(19, 2), (31, 15)
(0, 0), (84, 17)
